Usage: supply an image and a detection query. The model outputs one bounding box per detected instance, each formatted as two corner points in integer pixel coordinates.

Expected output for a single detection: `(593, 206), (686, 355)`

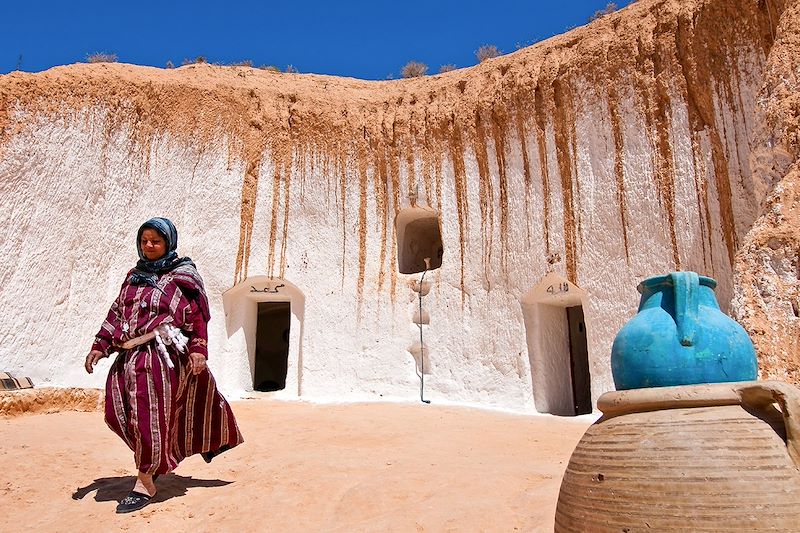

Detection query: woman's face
(140, 228), (167, 261)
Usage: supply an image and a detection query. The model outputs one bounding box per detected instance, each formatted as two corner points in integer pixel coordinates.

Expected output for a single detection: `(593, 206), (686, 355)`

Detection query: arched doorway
(222, 276), (305, 397)
(521, 272), (592, 415)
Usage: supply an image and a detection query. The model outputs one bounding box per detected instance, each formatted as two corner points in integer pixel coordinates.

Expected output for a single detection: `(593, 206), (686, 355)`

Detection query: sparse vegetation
(285, 64), (299, 73)
(181, 56), (207, 66)
(230, 60), (254, 67)
(165, 60), (174, 69)
(589, 2), (618, 22)
(515, 39), (535, 50)
(86, 52), (118, 64)
(401, 61), (428, 78)
(259, 65), (281, 72)
(476, 45), (501, 63)
(438, 64), (457, 74)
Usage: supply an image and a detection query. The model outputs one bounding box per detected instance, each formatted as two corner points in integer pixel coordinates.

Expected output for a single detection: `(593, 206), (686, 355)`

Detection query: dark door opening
(567, 305), (592, 415)
(254, 301), (291, 392)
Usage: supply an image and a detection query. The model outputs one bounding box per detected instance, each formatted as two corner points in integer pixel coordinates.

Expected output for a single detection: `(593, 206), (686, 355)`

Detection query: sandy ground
(0, 399), (593, 532)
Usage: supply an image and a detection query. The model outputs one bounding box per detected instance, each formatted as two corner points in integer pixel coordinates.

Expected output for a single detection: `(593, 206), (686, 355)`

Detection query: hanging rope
(417, 258), (431, 404)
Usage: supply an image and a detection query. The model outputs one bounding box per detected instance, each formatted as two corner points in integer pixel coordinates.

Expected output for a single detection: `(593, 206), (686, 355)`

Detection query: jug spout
(670, 271), (699, 347)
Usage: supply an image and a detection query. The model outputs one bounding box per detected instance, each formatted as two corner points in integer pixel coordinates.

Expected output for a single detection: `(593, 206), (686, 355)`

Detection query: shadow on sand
(72, 474), (233, 503)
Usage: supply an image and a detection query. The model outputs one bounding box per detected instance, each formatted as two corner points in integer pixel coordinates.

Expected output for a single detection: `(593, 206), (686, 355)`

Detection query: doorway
(567, 306), (592, 415)
(254, 301), (291, 392)
(521, 271), (592, 415)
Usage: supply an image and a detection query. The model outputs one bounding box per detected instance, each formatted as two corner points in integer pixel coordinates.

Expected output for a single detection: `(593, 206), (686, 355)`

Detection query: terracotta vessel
(555, 381), (800, 532)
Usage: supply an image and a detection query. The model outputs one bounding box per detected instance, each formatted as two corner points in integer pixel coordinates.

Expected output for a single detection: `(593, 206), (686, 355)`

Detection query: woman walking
(85, 217), (243, 513)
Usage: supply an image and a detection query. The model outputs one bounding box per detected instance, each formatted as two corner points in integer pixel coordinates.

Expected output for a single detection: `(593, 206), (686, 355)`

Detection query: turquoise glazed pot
(611, 271), (758, 390)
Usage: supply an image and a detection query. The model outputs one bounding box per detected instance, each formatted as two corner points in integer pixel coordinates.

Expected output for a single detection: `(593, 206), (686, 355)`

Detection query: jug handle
(671, 271), (698, 346)
(737, 381), (800, 469)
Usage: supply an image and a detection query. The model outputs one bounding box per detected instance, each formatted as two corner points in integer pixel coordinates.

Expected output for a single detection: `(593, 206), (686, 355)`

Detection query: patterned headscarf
(130, 217), (194, 286)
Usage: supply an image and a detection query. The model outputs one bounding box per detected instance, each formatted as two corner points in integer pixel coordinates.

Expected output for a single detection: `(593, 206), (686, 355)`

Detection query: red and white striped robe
(92, 263), (243, 475)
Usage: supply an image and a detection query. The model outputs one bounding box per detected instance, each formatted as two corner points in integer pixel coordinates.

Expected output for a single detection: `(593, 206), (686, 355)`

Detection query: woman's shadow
(72, 474), (233, 503)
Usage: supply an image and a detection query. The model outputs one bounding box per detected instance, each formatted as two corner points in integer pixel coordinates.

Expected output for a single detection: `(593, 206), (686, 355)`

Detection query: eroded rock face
(0, 0), (796, 409)
(732, 0), (800, 384)
(733, 170), (800, 382)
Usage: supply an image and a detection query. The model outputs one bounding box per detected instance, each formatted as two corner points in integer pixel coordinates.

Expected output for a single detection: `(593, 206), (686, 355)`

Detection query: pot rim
(637, 272), (717, 294)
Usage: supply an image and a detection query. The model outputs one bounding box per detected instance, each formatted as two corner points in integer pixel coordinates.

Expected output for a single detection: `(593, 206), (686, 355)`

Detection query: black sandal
(201, 444), (232, 463)
(116, 491), (152, 514)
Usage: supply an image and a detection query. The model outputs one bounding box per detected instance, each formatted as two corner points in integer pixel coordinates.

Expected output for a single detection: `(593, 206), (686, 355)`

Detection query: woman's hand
(85, 350), (107, 374)
(189, 352), (207, 375)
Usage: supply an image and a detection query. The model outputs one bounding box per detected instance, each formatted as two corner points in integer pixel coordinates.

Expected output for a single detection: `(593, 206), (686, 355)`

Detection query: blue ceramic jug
(611, 271), (758, 390)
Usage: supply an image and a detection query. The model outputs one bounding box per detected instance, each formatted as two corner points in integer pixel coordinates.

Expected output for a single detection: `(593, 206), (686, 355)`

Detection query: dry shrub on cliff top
(85, 52), (117, 63)
(589, 2), (618, 22)
(476, 45), (501, 63)
(401, 61), (428, 78)
(439, 64), (457, 74)
(181, 56), (207, 66)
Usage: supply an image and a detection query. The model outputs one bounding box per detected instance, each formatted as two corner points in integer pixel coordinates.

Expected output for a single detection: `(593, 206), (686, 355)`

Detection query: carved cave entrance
(395, 207), (444, 274)
(521, 273), (592, 416)
(222, 276), (305, 397)
(254, 301), (290, 391)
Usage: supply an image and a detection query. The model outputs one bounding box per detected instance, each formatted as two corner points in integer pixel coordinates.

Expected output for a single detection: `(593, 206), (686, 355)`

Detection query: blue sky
(1, 1), (634, 80)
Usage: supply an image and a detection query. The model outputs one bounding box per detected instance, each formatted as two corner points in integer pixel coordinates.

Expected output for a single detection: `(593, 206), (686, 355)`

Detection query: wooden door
(567, 306), (592, 415)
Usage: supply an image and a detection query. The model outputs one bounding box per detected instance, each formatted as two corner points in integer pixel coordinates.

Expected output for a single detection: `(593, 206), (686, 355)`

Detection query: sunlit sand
(0, 397), (592, 531)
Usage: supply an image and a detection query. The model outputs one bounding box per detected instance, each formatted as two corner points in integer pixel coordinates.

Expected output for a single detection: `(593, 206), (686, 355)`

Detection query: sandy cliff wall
(732, 0), (800, 383)
(0, 0), (789, 411)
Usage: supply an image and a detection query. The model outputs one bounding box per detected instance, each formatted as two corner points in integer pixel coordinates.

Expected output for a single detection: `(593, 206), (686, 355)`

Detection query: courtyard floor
(0, 398), (593, 532)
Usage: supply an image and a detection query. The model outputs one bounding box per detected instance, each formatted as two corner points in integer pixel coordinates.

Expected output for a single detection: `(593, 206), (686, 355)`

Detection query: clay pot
(611, 271), (758, 389)
(555, 381), (800, 532)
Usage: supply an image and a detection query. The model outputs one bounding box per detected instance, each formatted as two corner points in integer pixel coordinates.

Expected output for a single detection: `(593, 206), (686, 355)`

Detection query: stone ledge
(0, 387), (103, 418)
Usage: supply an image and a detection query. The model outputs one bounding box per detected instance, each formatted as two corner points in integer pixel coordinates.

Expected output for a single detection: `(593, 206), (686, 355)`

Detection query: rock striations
(731, 0), (800, 385)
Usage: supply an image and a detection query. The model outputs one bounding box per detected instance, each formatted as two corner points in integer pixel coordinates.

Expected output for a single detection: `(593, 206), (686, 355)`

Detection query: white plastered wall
(0, 39), (771, 413)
